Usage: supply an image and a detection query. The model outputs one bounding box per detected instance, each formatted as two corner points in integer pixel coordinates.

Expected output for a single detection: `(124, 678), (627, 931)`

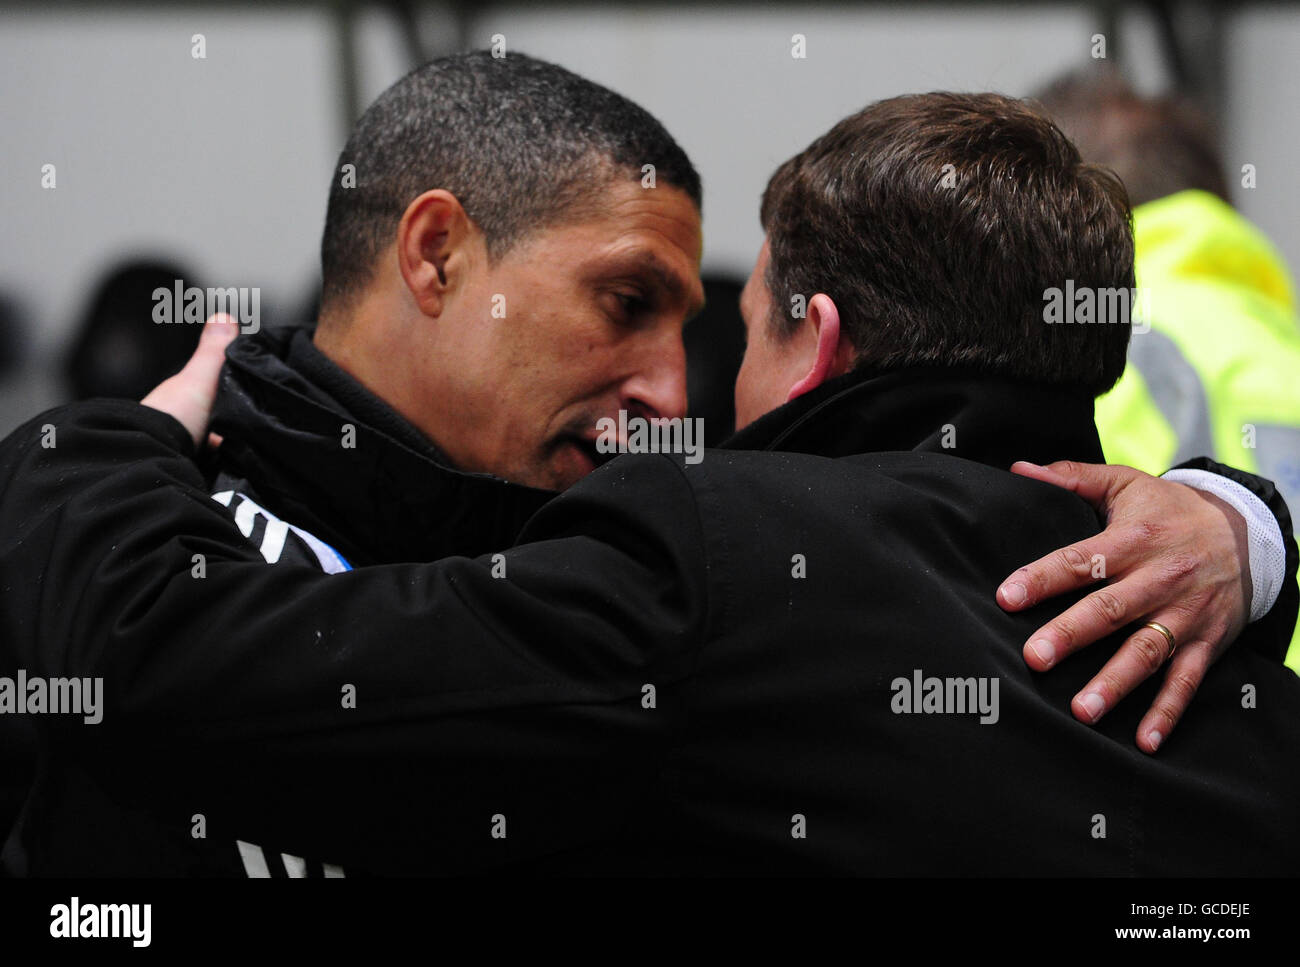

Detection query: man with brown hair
(2, 90), (1295, 875)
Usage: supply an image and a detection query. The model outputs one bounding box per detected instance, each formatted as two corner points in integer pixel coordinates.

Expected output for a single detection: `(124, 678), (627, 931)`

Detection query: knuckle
(1096, 668), (1128, 702)
(1128, 519), (1165, 547)
(1161, 553), (1199, 584)
(1049, 615), (1082, 651)
(1150, 700), (1182, 733)
(1180, 582), (1215, 606)
(1056, 545), (1091, 576)
(1164, 667), (1203, 705)
(1130, 632), (1169, 674)
(1170, 601), (1211, 635)
(1088, 588), (1128, 627)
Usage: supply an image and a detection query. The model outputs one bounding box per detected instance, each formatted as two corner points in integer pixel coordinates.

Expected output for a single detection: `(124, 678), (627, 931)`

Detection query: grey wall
(1, 3), (1296, 433)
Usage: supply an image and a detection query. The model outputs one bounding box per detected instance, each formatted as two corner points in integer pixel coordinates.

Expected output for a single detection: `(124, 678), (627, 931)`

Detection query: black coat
(0, 349), (1296, 875)
(208, 322), (554, 567)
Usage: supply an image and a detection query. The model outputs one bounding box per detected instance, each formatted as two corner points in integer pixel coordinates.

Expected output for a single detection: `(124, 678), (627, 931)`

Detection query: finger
(1008, 460), (1072, 489)
(1019, 571), (1172, 670)
(206, 432), (224, 451)
(1011, 459), (1142, 512)
(1134, 650), (1210, 754)
(188, 312), (239, 381)
(998, 533), (1126, 613)
(1069, 619), (1181, 726)
(142, 313), (237, 446)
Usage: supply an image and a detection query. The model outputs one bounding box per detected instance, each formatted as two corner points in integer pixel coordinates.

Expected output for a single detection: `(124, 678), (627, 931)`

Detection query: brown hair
(1034, 66), (1229, 208)
(760, 92), (1135, 395)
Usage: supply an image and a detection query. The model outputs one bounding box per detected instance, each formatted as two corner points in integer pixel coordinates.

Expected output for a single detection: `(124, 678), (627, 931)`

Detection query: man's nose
(622, 337), (688, 421)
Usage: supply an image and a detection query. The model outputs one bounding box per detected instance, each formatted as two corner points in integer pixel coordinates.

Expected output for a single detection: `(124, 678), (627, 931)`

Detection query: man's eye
(614, 293), (647, 318)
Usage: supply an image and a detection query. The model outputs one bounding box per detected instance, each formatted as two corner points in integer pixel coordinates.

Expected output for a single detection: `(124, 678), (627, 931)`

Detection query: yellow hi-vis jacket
(1096, 189), (1300, 671)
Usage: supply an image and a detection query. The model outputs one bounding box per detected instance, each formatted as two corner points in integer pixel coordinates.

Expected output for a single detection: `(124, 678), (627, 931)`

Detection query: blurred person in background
(64, 259), (203, 401)
(1038, 67), (1300, 671)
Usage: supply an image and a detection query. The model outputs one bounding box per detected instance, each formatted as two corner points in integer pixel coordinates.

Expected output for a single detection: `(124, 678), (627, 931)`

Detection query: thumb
(141, 313), (238, 447)
(1011, 460), (1141, 514)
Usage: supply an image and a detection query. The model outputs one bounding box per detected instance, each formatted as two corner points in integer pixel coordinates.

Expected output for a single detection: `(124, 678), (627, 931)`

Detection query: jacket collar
(212, 326), (1106, 562)
(211, 323), (553, 565)
(722, 365), (1105, 468)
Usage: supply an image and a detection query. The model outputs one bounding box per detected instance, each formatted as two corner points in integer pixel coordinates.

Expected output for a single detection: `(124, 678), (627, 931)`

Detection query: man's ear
(787, 293), (855, 401)
(396, 189), (475, 318)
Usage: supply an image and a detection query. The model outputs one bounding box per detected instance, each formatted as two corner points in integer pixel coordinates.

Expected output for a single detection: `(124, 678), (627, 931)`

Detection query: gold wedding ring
(1143, 621), (1177, 661)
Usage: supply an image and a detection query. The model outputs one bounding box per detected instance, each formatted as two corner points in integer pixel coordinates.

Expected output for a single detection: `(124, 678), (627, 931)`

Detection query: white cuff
(1162, 468), (1286, 622)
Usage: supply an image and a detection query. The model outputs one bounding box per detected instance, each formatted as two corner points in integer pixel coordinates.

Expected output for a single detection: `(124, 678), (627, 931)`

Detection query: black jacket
(0, 336), (1297, 875)
(208, 322), (553, 567)
(0, 325), (554, 872)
